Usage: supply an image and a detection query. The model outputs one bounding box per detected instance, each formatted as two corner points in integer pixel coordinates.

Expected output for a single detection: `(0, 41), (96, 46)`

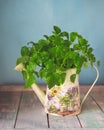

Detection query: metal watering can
(14, 65), (99, 117)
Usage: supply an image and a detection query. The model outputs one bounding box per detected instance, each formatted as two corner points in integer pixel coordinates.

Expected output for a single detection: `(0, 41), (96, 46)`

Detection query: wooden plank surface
(0, 85), (25, 92)
(3, 128), (104, 130)
(0, 85), (104, 129)
(82, 86), (104, 112)
(78, 86), (104, 128)
(48, 114), (81, 128)
(0, 91), (22, 129)
(89, 86), (104, 113)
(14, 128), (104, 130)
(15, 91), (48, 129)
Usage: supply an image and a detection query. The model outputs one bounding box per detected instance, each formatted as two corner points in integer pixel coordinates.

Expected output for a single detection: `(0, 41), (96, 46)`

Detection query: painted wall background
(0, 0), (104, 85)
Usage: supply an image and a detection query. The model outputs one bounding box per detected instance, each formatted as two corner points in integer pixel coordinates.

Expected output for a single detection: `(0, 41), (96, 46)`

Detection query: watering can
(14, 64), (99, 116)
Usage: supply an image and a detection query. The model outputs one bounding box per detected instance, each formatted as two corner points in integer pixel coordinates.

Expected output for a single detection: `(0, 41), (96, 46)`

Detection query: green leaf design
(70, 74), (76, 83)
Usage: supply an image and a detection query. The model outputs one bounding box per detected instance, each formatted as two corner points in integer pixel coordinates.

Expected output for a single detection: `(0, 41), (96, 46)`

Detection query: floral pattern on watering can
(45, 69), (81, 116)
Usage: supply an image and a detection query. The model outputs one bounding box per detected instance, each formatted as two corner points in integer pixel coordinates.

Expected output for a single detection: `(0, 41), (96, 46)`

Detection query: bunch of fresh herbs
(16, 25), (100, 89)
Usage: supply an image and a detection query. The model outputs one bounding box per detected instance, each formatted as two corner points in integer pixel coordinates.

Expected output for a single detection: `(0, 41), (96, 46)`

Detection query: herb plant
(16, 25), (99, 89)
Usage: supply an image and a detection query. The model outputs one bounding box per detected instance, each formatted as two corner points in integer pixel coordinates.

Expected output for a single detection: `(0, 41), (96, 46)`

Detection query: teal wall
(0, 0), (104, 85)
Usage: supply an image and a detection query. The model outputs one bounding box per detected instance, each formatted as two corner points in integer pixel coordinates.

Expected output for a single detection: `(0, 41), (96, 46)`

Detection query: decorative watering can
(29, 65), (99, 117)
(14, 25), (100, 118)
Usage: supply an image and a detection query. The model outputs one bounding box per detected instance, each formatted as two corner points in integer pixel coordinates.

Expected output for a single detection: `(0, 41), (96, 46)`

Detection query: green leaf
(22, 70), (28, 80)
(43, 35), (49, 39)
(70, 74), (76, 83)
(78, 37), (88, 46)
(21, 46), (29, 56)
(89, 54), (96, 62)
(46, 72), (66, 89)
(34, 71), (39, 78)
(70, 32), (78, 42)
(74, 44), (80, 50)
(46, 74), (55, 89)
(59, 73), (66, 84)
(83, 62), (89, 68)
(39, 68), (46, 78)
(60, 32), (69, 39)
(16, 56), (29, 65)
(97, 60), (100, 66)
(25, 74), (35, 88)
(53, 25), (61, 34)
(26, 62), (36, 72)
(27, 41), (36, 46)
(88, 47), (93, 53)
(45, 60), (56, 72)
(68, 51), (77, 59)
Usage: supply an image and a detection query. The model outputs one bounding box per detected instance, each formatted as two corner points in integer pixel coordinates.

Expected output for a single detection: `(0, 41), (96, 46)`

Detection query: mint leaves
(16, 25), (99, 89)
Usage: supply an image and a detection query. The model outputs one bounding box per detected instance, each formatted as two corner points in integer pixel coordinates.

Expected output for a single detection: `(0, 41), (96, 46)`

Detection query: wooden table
(0, 85), (104, 130)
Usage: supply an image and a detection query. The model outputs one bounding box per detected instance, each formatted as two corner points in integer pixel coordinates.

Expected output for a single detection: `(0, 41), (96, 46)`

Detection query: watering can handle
(81, 65), (99, 106)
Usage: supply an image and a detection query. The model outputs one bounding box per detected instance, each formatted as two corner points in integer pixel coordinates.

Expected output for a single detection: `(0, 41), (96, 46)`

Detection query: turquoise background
(0, 0), (104, 85)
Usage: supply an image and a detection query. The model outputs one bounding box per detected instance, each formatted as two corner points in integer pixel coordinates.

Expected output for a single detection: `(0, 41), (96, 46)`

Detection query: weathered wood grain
(90, 86), (104, 113)
(48, 114), (81, 128)
(81, 86), (104, 112)
(15, 91), (48, 129)
(0, 91), (21, 129)
(14, 128), (104, 130)
(0, 85), (104, 129)
(0, 85), (24, 92)
(0, 128), (13, 130)
(78, 90), (104, 128)
(0, 84), (45, 92)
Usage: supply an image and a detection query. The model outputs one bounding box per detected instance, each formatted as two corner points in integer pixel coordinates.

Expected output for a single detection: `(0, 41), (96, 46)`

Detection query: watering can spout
(31, 84), (45, 106)
(14, 64), (46, 106)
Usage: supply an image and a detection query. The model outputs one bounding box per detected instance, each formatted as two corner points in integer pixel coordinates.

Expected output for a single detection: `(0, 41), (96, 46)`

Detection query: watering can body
(14, 64), (99, 116)
(31, 66), (99, 116)
(44, 69), (81, 116)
